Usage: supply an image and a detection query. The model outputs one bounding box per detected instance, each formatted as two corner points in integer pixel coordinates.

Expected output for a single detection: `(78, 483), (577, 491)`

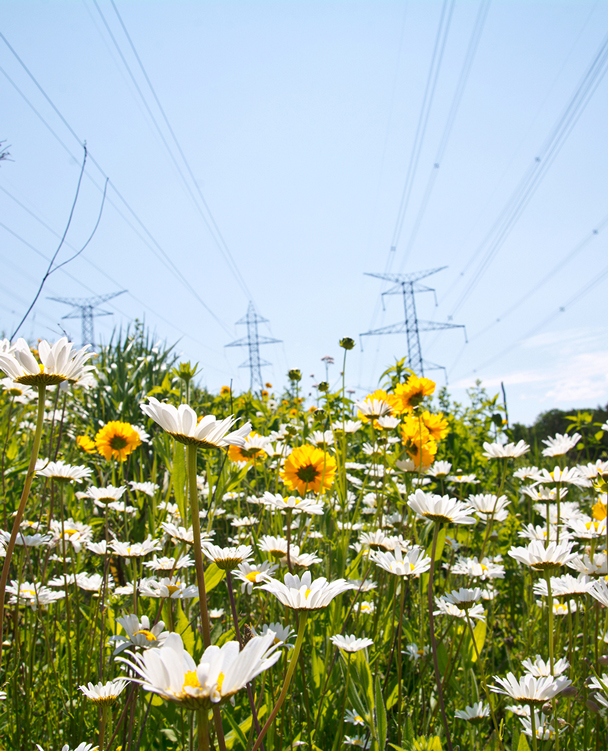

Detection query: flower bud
(560, 687), (578, 699)
(541, 702), (552, 715)
(598, 655), (608, 667)
(317, 381), (329, 393)
(585, 699), (600, 714)
(339, 337), (355, 350)
(288, 369), (302, 383)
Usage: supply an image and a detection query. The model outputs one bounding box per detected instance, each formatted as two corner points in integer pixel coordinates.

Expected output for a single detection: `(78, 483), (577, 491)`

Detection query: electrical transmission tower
(360, 268), (466, 378)
(48, 291), (127, 348)
(225, 302), (281, 391)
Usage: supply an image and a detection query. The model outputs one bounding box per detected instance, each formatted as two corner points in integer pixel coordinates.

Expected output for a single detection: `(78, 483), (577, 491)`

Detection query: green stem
(252, 610), (308, 751)
(187, 444), (211, 647)
(0, 382), (47, 672)
(427, 523), (453, 751)
(198, 708), (209, 751)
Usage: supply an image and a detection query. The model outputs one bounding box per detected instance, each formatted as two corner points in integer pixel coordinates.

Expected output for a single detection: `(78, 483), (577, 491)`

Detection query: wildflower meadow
(1, 326), (608, 751)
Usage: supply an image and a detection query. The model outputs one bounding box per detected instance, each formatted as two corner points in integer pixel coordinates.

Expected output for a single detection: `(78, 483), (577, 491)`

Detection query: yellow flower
(220, 386), (231, 396)
(400, 416), (437, 469)
(592, 499), (607, 521)
(419, 411), (449, 442)
(95, 421), (141, 462)
(392, 376), (435, 413)
(281, 445), (337, 495)
(77, 435), (97, 453)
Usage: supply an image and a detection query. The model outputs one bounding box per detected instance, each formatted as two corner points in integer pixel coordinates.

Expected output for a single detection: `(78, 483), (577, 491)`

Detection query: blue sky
(2, 0), (608, 424)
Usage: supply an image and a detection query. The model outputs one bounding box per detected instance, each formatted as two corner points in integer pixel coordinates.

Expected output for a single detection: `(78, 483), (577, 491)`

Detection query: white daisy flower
(330, 634), (374, 653)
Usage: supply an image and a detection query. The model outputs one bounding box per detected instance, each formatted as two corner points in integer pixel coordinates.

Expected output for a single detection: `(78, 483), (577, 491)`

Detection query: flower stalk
(0, 382), (47, 671)
(252, 611), (308, 751)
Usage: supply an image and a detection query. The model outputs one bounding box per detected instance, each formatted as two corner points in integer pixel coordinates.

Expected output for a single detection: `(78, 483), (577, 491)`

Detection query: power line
(386, 0), (455, 268)
(105, 0), (255, 304)
(398, 0), (491, 271)
(0, 32), (232, 335)
(0, 191), (230, 363)
(454, 261), (608, 379)
(447, 27), (608, 319)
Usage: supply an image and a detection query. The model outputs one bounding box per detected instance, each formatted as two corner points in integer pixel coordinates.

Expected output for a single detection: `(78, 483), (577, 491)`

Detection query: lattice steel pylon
(48, 291), (127, 348)
(225, 302), (281, 391)
(360, 268), (466, 378)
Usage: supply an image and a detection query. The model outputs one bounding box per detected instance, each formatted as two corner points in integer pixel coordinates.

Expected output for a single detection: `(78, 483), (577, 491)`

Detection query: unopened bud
(560, 687), (578, 699)
(541, 702), (552, 715)
(585, 699), (600, 715)
(288, 369), (302, 383)
(339, 337), (355, 350)
(317, 381), (329, 393)
(598, 655), (608, 667)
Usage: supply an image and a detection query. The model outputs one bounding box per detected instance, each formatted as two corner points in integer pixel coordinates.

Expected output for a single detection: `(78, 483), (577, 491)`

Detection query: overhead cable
(96, 0), (255, 303)
(399, 0), (491, 270)
(447, 28), (608, 319)
(0, 37), (232, 335)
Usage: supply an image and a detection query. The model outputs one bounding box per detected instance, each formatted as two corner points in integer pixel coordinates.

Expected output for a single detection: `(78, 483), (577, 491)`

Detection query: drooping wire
(398, 0), (491, 271)
(453, 259), (608, 379)
(0, 36), (232, 335)
(447, 28), (608, 319)
(106, 0), (255, 305)
(387, 0), (455, 268)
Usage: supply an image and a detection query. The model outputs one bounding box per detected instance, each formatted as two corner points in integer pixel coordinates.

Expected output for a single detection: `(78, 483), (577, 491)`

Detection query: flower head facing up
(202, 543), (253, 571)
(489, 672), (571, 706)
(455, 702), (490, 724)
(79, 679), (128, 706)
(482, 440), (529, 459)
(35, 459), (92, 483)
(370, 546), (431, 577)
(0, 337), (95, 387)
(110, 614), (169, 654)
(508, 541), (577, 572)
(408, 489), (476, 526)
(330, 634), (374, 653)
(281, 445), (336, 495)
(258, 570), (355, 611)
(355, 390), (394, 422)
(141, 397), (251, 449)
(118, 631), (281, 710)
(227, 432), (270, 464)
(542, 432), (581, 457)
(95, 422), (141, 462)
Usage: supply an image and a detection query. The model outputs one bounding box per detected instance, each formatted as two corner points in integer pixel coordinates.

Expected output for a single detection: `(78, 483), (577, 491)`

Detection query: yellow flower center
(183, 671), (201, 690)
(481, 564), (488, 572)
(22, 589), (36, 597)
(166, 583), (181, 595)
(217, 672), (225, 694)
(409, 563), (416, 572)
(245, 571), (260, 583)
(304, 588), (312, 599)
(135, 629), (157, 642)
(64, 529), (78, 537)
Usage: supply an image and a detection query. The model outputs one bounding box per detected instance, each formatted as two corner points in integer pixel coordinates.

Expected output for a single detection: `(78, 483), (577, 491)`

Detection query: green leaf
(172, 439), (186, 520)
(204, 562), (226, 593)
(464, 619), (487, 663)
(176, 602), (194, 654)
(516, 732), (531, 751)
(224, 709), (248, 749)
(375, 676), (387, 751)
